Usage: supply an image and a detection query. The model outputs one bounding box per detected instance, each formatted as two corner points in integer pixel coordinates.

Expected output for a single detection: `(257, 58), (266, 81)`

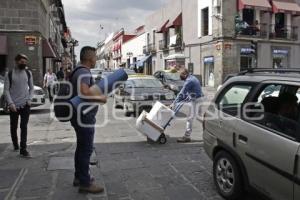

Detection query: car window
(126, 78), (163, 88)
(165, 72), (180, 81)
(218, 84), (252, 116)
(257, 84), (281, 102)
(250, 84), (300, 140)
(220, 85), (252, 106)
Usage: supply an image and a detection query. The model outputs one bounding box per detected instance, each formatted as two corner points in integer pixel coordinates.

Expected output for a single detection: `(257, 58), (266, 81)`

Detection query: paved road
(0, 90), (260, 200)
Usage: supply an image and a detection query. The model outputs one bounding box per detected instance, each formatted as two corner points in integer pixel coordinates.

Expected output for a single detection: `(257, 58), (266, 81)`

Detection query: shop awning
(167, 13), (182, 28)
(0, 35), (8, 55)
(42, 39), (57, 58)
(136, 55), (151, 67)
(238, 0), (272, 11)
(271, 0), (300, 14)
(156, 20), (170, 33)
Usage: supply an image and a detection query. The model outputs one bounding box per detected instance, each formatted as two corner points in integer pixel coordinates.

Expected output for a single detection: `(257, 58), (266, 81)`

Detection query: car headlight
(169, 84), (178, 91)
(129, 96), (145, 101)
(165, 93), (175, 100)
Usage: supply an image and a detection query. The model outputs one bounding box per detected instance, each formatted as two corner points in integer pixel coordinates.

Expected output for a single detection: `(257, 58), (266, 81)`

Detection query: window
(250, 84), (300, 140)
(218, 85), (252, 116)
(240, 56), (253, 71)
(242, 9), (255, 26)
(202, 7), (209, 36)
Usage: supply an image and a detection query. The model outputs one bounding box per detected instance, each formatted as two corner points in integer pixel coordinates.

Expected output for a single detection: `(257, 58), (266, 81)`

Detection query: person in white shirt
(43, 69), (57, 103)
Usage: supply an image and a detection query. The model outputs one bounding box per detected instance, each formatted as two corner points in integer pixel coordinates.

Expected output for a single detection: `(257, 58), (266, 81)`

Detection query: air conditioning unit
(214, 0), (221, 7)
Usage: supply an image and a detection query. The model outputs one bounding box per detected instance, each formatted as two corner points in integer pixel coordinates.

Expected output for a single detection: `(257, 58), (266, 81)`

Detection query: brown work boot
(73, 177), (95, 187)
(78, 183), (104, 194)
(177, 136), (192, 143)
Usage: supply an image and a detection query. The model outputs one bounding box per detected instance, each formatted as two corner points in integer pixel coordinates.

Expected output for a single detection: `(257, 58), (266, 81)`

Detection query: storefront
(272, 48), (289, 68)
(164, 54), (186, 70)
(240, 47), (255, 71)
(203, 56), (214, 87)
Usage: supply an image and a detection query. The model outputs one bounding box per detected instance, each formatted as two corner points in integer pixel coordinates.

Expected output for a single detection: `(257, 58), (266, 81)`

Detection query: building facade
(0, 0), (73, 86)
(143, 0), (300, 87)
(122, 26), (146, 70)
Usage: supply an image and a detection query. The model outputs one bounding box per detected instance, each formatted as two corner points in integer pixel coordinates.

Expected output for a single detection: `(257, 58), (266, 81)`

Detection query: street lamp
(68, 39), (79, 68)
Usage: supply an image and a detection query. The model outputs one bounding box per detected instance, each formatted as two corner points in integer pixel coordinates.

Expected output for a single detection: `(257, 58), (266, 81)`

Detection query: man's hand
(26, 100), (31, 107)
(169, 104), (174, 110)
(9, 104), (17, 112)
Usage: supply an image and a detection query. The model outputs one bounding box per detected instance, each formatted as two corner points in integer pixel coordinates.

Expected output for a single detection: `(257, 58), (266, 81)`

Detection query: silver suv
(203, 68), (300, 200)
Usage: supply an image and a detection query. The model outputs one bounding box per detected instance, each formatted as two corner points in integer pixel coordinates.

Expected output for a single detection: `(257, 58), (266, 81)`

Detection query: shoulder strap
(8, 70), (12, 89)
(69, 66), (86, 80)
(25, 69), (31, 86)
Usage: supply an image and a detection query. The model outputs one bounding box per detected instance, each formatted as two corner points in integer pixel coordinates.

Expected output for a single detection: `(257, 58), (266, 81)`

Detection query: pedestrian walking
(70, 46), (107, 193)
(170, 68), (204, 143)
(4, 54), (34, 157)
(56, 67), (65, 81)
(43, 69), (57, 103)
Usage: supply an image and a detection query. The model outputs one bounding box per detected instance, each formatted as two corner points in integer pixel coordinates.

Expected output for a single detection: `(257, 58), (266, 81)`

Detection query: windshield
(91, 69), (102, 74)
(165, 72), (180, 81)
(126, 78), (163, 88)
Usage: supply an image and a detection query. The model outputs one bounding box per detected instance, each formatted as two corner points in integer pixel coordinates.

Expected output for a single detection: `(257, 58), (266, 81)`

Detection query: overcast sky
(62, 0), (169, 57)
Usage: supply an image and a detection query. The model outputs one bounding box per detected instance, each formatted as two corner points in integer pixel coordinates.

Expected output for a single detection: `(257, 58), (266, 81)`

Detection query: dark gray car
(153, 70), (184, 94)
(114, 75), (175, 117)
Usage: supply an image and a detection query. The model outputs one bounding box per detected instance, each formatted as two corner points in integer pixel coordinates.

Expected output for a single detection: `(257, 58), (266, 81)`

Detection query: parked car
(203, 68), (300, 200)
(0, 76), (46, 113)
(114, 74), (175, 116)
(153, 70), (184, 94)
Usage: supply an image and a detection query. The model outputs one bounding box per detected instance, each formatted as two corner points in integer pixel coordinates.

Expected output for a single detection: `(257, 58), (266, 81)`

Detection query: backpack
(8, 69), (31, 89)
(53, 66), (86, 122)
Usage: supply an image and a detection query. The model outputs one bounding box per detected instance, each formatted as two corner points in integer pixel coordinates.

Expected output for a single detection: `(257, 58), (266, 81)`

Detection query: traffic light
(250, 40), (257, 54)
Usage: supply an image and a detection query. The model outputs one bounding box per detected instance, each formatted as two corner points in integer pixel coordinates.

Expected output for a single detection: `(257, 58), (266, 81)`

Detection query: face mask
(18, 64), (26, 70)
(180, 75), (186, 80)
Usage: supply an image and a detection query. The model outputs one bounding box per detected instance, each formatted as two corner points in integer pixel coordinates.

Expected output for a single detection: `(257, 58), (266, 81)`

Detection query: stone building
(0, 0), (73, 86)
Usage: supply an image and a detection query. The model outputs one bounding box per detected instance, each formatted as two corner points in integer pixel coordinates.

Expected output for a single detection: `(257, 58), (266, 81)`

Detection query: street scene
(1, 0), (300, 199)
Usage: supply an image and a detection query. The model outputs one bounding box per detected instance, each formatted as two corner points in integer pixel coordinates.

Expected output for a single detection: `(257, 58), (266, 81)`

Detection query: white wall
(122, 33), (146, 63)
(198, 0), (213, 37)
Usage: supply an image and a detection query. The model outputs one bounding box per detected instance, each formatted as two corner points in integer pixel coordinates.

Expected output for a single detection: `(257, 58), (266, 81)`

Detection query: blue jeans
(71, 115), (95, 187)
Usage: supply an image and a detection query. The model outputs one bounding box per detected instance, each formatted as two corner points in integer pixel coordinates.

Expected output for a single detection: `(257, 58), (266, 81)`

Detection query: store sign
(241, 48), (255, 54)
(204, 56), (214, 64)
(273, 49), (289, 55)
(25, 36), (38, 45)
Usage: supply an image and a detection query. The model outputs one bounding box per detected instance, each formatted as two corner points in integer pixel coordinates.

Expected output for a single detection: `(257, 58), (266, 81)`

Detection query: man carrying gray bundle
(4, 54), (34, 158)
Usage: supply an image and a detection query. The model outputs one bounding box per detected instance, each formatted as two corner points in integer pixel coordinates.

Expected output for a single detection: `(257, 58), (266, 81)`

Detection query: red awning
(0, 35), (8, 55)
(238, 0), (272, 11)
(42, 39), (56, 58)
(156, 20), (170, 33)
(272, 0), (300, 14)
(167, 13), (182, 28)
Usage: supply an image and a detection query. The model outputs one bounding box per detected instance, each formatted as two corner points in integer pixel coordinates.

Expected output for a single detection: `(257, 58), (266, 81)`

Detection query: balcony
(236, 23), (268, 38)
(159, 40), (169, 51)
(148, 43), (156, 53)
(143, 44), (157, 54)
(269, 25), (298, 41)
(169, 35), (183, 49)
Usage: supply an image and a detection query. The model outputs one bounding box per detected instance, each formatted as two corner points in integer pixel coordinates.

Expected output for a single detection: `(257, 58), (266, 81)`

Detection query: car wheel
(213, 151), (243, 200)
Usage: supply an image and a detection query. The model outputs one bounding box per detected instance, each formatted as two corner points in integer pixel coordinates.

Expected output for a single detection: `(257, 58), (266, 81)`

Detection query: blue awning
(137, 55), (151, 67)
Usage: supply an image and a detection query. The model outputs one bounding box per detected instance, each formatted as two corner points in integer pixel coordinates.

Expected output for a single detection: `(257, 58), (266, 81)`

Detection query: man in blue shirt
(171, 68), (204, 143)
(70, 46), (107, 193)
